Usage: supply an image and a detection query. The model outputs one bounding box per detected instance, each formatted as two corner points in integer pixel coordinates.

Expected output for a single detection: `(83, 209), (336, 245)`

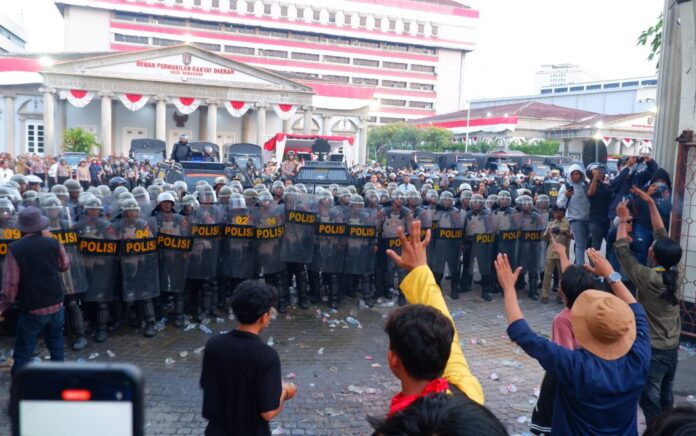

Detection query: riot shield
(310, 206), (345, 274)
(220, 208), (256, 279)
(0, 219), (20, 287)
(519, 210), (546, 275)
(343, 207), (377, 276)
(543, 180), (560, 206)
(495, 208), (521, 268)
(430, 208), (463, 275)
(49, 220), (88, 295)
(155, 211), (192, 294)
(253, 204), (285, 275)
(466, 210), (496, 276)
(115, 218), (160, 302)
(76, 217), (119, 303)
(187, 206), (220, 280)
(280, 193), (317, 265)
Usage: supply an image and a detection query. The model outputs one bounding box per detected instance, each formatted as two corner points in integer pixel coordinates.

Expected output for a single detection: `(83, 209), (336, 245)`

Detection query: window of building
(388, 19), (396, 31)
(359, 15), (367, 27)
(353, 58), (379, 67)
(224, 23), (255, 34)
(263, 3), (271, 15)
(380, 117), (405, 123)
(410, 82), (434, 91)
(431, 25), (438, 36)
(114, 33), (149, 44)
(382, 80), (407, 88)
(291, 72), (320, 80)
(585, 84), (601, 91)
(417, 23), (425, 34)
(291, 52), (320, 61)
(553, 87), (568, 93)
(403, 21), (411, 33)
(313, 9), (321, 21)
(289, 31), (319, 42)
(259, 49), (288, 58)
(229, 0), (237, 10)
(569, 85), (584, 92)
(323, 35), (350, 45)
(374, 17), (382, 28)
(381, 98), (406, 107)
(189, 19), (219, 30)
(621, 80), (639, 87)
(411, 64), (435, 73)
(366, 116), (377, 123)
(352, 39), (379, 48)
(328, 12), (336, 23)
(383, 61), (407, 70)
(324, 55), (350, 64)
(603, 82), (620, 89)
(154, 16), (186, 26)
(540, 88), (553, 94)
(296, 8), (304, 19)
(409, 101), (433, 109)
(194, 42), (221, 51)
(410, 45), (436, 55)
(246, 1), (254, 13)
(175, 0), (182, 4)
(641, 79), (658, 86)
(383, 42), (408, 52)
(114, 11), (149, 22)
(259, 29), (288, 38)
(353, 77), (379, 86)
(224, 45), (255, 54)
(193, 0), (202, 7)
(323, 74), (350, 83)
(344, 14), (352, 25)
(211, 0), (219, 8)
(26, 122), (44, 155)
(152, 37), (178, 46)
(280, 6), (288, 17)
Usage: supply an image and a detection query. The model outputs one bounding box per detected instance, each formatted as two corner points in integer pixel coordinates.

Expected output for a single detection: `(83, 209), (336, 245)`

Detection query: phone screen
(13, 363), (142, 436)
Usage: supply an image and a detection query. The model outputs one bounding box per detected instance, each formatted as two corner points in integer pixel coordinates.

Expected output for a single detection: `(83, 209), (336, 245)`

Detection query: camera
(552, 228), (561, 235)
(635, 156), (645, 164)
(564, 182), (574, 192)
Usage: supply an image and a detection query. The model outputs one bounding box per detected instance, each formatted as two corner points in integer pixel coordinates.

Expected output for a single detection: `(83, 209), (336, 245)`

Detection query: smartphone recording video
(12, 362), (143, 436)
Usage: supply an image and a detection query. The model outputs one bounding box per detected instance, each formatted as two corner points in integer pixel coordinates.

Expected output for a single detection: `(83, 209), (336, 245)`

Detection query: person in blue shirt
(494, 205), (651, 435)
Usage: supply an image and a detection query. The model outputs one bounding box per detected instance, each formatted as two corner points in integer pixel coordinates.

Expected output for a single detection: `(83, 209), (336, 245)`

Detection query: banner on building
(60, 89), (96, 108)
(223, 100), (251, 118)
(172, 97), (201, 115)
(272, 104), (297, 120)
(117, 93), (150, 111)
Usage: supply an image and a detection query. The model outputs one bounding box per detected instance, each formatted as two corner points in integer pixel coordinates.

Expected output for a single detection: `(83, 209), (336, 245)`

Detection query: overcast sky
(4, 0), (664, 99)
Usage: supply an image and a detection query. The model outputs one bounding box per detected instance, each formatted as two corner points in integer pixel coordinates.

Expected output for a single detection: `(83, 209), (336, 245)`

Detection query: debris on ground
(183, 323), (197, 332)
(317, 347), (324, 355)
(193, 346), (205, 355)
(490, 373), (499, 381)
(88, 352), (99, 360)
(285, 372), (296, 379)
(179, 351), (188, 358)
(318, 408), (343, 417)
(267, 337), (274, 346)
(199, 324), (213, 335)
(106, 350), (116, 358)
(164, 357), (175, 365)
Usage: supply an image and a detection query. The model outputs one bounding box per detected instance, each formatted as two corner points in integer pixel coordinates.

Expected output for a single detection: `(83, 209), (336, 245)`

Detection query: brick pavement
(0, 283), (694, 435)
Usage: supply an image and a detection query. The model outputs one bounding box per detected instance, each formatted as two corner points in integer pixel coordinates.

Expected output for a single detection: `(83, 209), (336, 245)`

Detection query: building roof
(415, 101), (599, 124)
(550, 113), (651, 130)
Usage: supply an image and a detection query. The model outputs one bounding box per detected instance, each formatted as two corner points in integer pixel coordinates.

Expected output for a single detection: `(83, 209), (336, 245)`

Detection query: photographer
(556, 164), (590, 264)
(633, 168), (672, 265)
(586, 163), (612, 250)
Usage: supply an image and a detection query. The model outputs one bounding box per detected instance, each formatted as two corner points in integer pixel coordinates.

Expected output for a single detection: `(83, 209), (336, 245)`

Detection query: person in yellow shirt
(380, 220), (485, 413)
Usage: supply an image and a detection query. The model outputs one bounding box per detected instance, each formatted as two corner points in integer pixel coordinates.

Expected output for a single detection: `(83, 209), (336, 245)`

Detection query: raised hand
(386, 220), (431, 272)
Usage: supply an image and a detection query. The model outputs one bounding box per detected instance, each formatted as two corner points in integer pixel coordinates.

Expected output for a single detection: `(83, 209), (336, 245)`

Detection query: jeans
(569, 220), (589, 265)
(633, 224), (653, 265)
(640, 347), (678, 424)
(589, 219), (609, 251)
(12, 309), (65, 376)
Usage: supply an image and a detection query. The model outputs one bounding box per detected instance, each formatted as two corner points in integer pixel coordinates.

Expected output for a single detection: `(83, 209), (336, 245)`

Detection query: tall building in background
(55, 0), (478, 122)
(0, 13), (27, 53)
(534, 63), (600, 93)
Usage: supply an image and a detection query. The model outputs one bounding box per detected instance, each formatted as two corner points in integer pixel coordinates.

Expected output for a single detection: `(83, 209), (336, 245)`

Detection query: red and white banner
(60, 89), (96, 108)
(223, 100), (251, 118)
(640, 139), (653, 154)
(117, 93), (150, 111)
(263, 133), (355, 164)
(272, 103), (297, 120)
(173, 97), (201, 115)
(622, 137), (634, 147)
(602, 136), (612, 146)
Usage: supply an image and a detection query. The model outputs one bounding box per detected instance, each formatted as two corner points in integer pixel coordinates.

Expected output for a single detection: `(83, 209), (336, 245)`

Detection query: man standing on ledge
(171, 133), (192, 163)
(280, 151), (300, 180)
(0, 207), (70, 376)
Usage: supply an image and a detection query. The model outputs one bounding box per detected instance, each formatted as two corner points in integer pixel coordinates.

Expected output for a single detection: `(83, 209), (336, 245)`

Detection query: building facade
(0, 13), (27, 53)
(534, 63), (600, 92)
(56, 0), (478, 122)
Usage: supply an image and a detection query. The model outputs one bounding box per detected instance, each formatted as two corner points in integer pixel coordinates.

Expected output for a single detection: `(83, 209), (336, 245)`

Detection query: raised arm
(631, 186), (665, 232)
(585, 248), (637, 305)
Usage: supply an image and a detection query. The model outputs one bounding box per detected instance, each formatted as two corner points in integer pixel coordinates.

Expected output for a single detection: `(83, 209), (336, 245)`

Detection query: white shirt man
(398, 175), (417, 192)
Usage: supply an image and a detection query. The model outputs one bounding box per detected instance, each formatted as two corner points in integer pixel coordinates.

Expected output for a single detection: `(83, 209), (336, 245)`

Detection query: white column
(206, 100), (218, 143)
(255, 103), (267, 144)
(155, 96), (167, 142)
(100, 92), (113, 157)
(4, 94), (15, 156)
(41, 88), (56, 155)
(242, 110), (253, 143)
(282, 118), (291, 134)
(302, 106), (313, 134)
(359, 116), (369, 163)
(321, 114), (332, 135)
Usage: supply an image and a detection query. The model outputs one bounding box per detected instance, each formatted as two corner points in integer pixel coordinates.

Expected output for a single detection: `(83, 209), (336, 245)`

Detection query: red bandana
(388, 378), (449, 417)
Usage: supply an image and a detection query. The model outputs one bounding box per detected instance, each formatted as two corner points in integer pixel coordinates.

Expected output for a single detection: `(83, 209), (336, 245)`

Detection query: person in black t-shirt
(587, 163), (612, 251)
(200, 280), (297, 436)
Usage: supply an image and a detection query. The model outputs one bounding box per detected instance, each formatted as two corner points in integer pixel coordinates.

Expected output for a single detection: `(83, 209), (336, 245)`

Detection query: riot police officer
(431, 191), (463, 299)
(464, 194), (495, 301)
(308, 190), (344, 309)
(280, 186), (315, 310)
(516, 195), (545, 300)
(377, 189), (411, 306)
(343, 194), (378, 307)
(252, 191), (286, 311)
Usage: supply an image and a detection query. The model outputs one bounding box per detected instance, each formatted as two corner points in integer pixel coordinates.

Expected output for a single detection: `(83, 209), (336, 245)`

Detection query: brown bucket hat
(571, 290), (636, 360)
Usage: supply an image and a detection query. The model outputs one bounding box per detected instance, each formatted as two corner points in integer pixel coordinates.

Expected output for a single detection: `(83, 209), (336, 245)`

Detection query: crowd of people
(0, 148), (692, 435)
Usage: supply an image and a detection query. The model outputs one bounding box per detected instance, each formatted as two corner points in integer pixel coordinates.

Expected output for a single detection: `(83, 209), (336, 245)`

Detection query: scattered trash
(43, 355), (50, 360)
(317, 347), (324, 355)
(364, 355), (374, 360)
(358, 300), (369, 310)
(33, 357), (41, 363)
(330, 309), (338, 314)
(371, 363), (381, 368)
(498, 359), (524, 369)
(379, 301), (395, 308)
(216, 317), (225, 324)
(179, 351), (188, 358)
(88, 352), (99, 360)
(286, 373), (296, 379)
(329, 366), (338, 372)
(200, 318), (211, 325)
(228, 314), (235, 321)
(470, 338), (478, 345)
(348, 385), (364, 394)
(77, 358), (86, 363)
(319, 408), (343, 417)
(490, 373), (499, 381)
(183, 323), (197, 332)
(345, 316), (361, 327)
(516, 416), (528, 424)
(287, 337), (295, 341)
(164, 357), (175, 365)
(194, 346), (205, 355)
(451, 310), (466, 319)
(267, 337), (274, 346)
(479, 338), (487, 345)
(199, 324), (213, 335)
(507, 384), (518, 393)
(498, 385), (508, 394)
(106, 350), (116, 358)
(496, 314), (504, 319)
(533, 387), (540, 398)
(687, 395), (695, 403)
(271, 426), (285, 435)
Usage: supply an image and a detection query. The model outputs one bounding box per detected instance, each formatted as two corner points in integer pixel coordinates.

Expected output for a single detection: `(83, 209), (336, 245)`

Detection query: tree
(466, 141), (496, 153)
(637, 13), (662, 70)
(367, 123), (453, 162)
(509, 140), (560, 156)
(63, 127), (100, 154)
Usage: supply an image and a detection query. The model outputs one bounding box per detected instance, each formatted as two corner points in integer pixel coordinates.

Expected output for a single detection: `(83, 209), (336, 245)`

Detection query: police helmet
(271, 180), (284, 196)
(405, 189), (422, 206)
(283, 185), (299, 203)
(458, 183), (472, 193)
(229, 193), (246, 210)
(518, 188), (532, 197)
(26, 175), (43, 186)
(0, 187), (14, 200)
(257, 190), (272, 205)
(214, 176), (228, 186)
(328, 184), (340, 195)
(109, 176), (128, 191)
(420, 183), (433, 193)
(152, 178), (165, 187)
(117, 192), (134, 202)
(347, 186), (357, 195)
(470, 194), (484, 208)
(132, 186), (148, 199)
(317, 190), (333, 204)
(173, 180), (188, 193)
(535, 194), (550, 209)
(197, 184), (217, 204)
(294, 184), (307, 194)
(391, 189), (406, 202)
(40, 195), (62, 210)
(218, 186), (233, 199)
(22, 190), (39, 202)
(363, 182), (376, 193)
(97, 185), (111, 199)
(112, 186), (128, 200)
(515, 195), (533, 208)
(438, 191), (454, 207)
(426, 190), (439, 202)
(338, 187), (351, 200)
(120, 197), (140, 214)
(147, 184), (163, 199)
(364, 189), (379, 204)
(63, 178), (82, 193)
(497, 190), (512, 207)
(254, 183), (268, 192)
(181, 194), (199, 209)
(157, 192), (176, 205)
(0, 198), (15, 215)
(485, 194), (497, 209)
(83, 197), (104, 211)
(378, 189), (390, 202)
(242, 189), (258, 202)
(50, 184), (69, 199)
(460, 190), (473, 202)
(585, 162), (607, 181)
(387, 182), (398, 191)
(350, 194), (364, 208)
(10, 174), (27, 186)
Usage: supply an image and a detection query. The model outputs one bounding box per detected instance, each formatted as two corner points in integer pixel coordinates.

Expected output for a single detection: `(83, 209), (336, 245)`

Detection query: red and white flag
(173, 97), (201, 115)
(622, 137), (634, 148)
(272, 103), (297, 120)
(223, 100), (251, 118)
(60, 89), (96, 108)
(118, 93), (150, 111)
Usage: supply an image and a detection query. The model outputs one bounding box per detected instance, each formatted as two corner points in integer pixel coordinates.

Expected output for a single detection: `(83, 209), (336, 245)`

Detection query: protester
(0, 160), (14, 181)
(616, 188), (683, 424)
(556, 164), (590, 264)
(587, 163), (612, 250)
(200, 280), (297, 436)
(540, 206), (570, 303)
(642, 404), (696, 436)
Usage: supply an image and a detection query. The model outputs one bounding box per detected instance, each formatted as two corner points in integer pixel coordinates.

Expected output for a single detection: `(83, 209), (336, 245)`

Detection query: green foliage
(63, 127), (100, 154)
(466, 141), (496, 153)
(367, 123), (454, 161)
(637, 13), (662, 70)
(509, 140), (560, 156)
